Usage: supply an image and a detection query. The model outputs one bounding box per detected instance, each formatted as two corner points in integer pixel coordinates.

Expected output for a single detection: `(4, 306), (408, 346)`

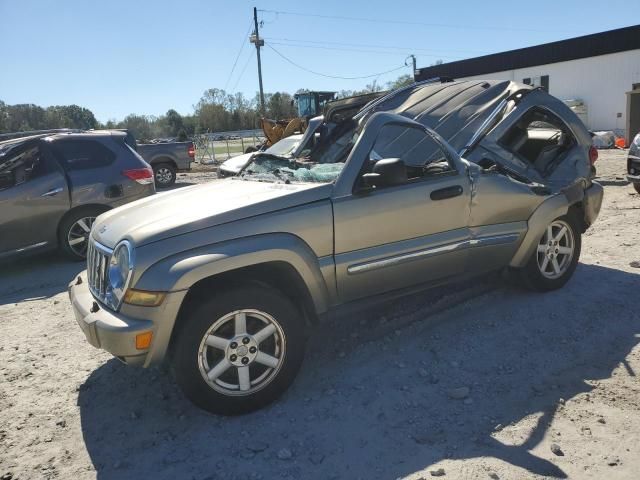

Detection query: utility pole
(250, 7), (265, 114)
(406, 54), (417, 80)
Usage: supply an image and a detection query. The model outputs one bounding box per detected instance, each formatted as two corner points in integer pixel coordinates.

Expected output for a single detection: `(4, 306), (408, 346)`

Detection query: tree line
(0, 74), (413, 142)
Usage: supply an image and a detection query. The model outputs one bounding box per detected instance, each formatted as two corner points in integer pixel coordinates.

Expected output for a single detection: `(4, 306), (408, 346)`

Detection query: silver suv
(0, 131), (155, 261)
(68, 80), (603, 415)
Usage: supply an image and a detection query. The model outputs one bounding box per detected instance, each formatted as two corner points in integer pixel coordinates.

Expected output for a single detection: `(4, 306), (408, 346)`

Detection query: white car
(218, 135), (304, 177)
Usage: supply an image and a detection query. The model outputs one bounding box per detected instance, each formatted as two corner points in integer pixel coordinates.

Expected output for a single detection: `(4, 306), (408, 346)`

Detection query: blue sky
(1, 0), (636, 122)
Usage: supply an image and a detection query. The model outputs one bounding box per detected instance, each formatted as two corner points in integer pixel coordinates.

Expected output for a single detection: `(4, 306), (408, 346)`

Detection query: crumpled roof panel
(373, 80), (530, 152)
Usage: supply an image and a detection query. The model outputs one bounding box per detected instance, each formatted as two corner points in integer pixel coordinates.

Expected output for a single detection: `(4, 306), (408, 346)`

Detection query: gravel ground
(1, 150), (639, 480)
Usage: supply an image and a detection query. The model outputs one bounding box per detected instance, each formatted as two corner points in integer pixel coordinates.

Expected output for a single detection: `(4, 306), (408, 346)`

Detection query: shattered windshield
(241, 120), (358, 184)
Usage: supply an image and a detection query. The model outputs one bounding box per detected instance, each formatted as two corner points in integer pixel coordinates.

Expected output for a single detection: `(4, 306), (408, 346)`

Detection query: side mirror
(361, 158), (407, 188)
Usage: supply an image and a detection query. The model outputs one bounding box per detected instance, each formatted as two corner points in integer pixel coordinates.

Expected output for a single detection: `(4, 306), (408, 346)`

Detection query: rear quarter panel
(70, 137), (154, 208)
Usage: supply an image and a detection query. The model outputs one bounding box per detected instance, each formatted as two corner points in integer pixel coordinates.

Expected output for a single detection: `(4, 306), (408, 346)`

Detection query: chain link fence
(192, 129), (265, 165)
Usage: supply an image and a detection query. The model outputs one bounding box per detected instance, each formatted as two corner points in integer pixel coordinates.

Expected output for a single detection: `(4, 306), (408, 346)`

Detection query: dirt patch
(0, 150), (638, 480)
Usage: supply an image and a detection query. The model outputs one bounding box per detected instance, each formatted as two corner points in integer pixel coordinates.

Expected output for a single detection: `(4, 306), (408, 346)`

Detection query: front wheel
(172, 286), (307, 415)
(519, 214), (581, 291)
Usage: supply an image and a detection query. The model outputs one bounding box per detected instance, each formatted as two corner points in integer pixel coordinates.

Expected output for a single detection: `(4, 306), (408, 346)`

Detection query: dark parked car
(626, 132), (640, 194)
(0, 130), (155, 261)
(136, 141), (195, 188)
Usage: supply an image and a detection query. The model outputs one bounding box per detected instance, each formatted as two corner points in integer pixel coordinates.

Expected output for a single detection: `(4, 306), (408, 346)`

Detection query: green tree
(165, 109), (184, 137)
(385, 74), (413, 90)
(0, 101), (7, 133)
(266, 92), (296, 119)
(120, 114), (153, 142)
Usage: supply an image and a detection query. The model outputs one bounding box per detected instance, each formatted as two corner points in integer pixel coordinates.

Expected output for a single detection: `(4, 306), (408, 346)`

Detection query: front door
(332, 118), (471, 303)
(0, 141), (70, 256)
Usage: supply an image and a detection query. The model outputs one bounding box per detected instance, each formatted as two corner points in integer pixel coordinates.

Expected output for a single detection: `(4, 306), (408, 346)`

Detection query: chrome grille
(87, 239), (112, 304)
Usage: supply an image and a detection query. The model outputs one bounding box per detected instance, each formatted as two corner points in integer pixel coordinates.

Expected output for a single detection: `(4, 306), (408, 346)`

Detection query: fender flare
(133, 233), (330, 314)
(509, 193), (569, 268)
(149, 155), (177, 167)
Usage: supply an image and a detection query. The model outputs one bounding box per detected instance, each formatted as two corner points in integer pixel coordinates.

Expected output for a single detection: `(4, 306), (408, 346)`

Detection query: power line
(258, 9), (576, 34)
(268, 41), (427, 58)
(263, 37), (489, 56)
(223, 21), (253, 91)
(231, 49), (255, 92)
(266, 44), (407, 80)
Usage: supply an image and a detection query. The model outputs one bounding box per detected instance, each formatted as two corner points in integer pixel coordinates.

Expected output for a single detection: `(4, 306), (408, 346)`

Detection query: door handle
(430, 185), (463, 201)
(41, 187), (63, 197)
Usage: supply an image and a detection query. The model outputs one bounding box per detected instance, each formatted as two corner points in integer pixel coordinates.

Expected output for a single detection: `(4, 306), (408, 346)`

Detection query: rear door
(0, 141), (70, 256)
(48, 138), (119, 206)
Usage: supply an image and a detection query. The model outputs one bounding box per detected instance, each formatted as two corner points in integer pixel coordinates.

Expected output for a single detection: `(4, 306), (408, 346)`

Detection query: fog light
(124, 289), (166, 307)
(135, 331), (153, 350)
(631, 167), (637, 175)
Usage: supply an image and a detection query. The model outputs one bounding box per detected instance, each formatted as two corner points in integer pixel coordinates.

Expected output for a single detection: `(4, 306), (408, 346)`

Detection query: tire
(58, 207), (107, 261)
(519, 213), (582, 292)
(172, 285), (307, 415)
(153, 163), (176, 188)
(634, 183), (640, 195)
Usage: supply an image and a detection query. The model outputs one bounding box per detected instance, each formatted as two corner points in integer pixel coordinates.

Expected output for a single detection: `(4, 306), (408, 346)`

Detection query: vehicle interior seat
(533, 132), (567, 173)
(13, 164), (26, 185)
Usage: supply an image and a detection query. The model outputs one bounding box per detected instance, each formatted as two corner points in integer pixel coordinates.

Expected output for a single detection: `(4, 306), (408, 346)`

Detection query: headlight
(106, 240), (134, 310)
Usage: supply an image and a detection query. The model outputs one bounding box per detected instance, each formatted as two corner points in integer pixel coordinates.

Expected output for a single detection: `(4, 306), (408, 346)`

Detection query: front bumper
(69, 272), (153, 366)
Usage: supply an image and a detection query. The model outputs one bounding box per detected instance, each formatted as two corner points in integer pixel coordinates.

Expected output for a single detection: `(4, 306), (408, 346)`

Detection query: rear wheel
(58, 207), (107, 261)
(519, 214), (581, 291)
(172, 285), (307, 415)
(153, 163), (176, 188)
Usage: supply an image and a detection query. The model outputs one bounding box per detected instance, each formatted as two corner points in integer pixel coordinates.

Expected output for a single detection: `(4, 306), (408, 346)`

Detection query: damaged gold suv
(68, 80), (603, 414)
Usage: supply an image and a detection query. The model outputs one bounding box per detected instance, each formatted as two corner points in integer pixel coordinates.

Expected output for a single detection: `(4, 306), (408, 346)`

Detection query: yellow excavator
(259, 91), (336, 148)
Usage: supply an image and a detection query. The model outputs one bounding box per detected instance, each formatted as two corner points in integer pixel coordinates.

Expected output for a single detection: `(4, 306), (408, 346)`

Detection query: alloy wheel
(155, 167), (173, 185)
(67, 216), (95, 257)
(536, 219), (574, 279)
(197, 309), (286, 396)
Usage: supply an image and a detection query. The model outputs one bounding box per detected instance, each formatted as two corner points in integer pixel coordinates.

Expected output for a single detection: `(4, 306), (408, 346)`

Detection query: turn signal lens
(135, 331), (153, 350)
(124, 289), (166, 307)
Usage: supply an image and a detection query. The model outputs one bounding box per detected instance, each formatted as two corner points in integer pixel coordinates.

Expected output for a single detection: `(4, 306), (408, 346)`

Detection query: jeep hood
(92, 179), (332, 248)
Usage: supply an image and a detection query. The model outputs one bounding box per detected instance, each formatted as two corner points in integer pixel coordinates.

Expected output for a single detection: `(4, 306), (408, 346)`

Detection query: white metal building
(415, 26), (640, 143)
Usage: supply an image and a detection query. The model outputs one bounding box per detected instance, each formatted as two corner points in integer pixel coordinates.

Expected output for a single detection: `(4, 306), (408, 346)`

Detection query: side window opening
(500, 107), (576, 176)
(50, 139), (116, 171)
(368, 124), (454, 184)
(0, 145), (48, 190)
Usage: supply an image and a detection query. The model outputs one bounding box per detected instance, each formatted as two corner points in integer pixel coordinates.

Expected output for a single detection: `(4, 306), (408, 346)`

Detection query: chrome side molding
(347, 233), (520, 275)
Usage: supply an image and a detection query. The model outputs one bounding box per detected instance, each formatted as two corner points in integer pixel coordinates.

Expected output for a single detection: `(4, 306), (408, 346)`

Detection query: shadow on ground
(78, 264), (639, 480)
(0, 253), (83, 304)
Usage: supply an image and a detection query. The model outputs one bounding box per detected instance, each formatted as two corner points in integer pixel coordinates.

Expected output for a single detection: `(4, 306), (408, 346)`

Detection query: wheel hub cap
(197, 309), (285, 396)
(156, 168), (172, 183)
(67, 216), (96, 257)
(536, 220), (574, 279)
